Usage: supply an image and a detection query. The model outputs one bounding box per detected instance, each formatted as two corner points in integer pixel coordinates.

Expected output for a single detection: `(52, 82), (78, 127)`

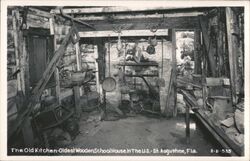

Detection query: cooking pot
(146, 45), (156, 55)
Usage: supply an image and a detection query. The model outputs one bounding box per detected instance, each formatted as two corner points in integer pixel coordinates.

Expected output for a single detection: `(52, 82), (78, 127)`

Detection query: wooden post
(51, 17), (61, 104)
(21, 36), (30, 97)
(75, 42), (82, 71)
(194, 29), (201, 74)
(199, 15), (217, 77)
(18, 33), (26, 95)
(49, 18), (54, 35)
(72, 33), (82, 118)
(217, 8), (224, 77)
(21, 35), (34, 147)
(73, 86), (81, 119)
(202, 44), (207, 110)
(54, 68), (61, 104)
(185, 102), (190, 144)
(96, 41), (106, 105)
(75, 41), (83, 96)
(171, 29), (177, 117)
(13, 9), (34, 146)
(12, 10), (21, 92)
(94, 45), (100, 95)
(225, 7), (240, 105)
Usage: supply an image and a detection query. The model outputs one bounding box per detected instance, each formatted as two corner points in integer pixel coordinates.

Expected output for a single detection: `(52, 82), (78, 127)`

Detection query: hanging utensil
(149, 26), (158, 46)
(102, 77), (116, 92)
(146, 45), (156, 55)
(146, 26), (158, 55)
(113, 26), (124, 57)
(117, 31), (123, 53)
(102, 37), (117, 92)
(70, 23), (80, 44)
(148, 36), (158, 46)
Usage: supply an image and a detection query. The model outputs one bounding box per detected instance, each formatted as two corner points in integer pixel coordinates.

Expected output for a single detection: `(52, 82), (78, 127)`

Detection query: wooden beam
(74, 12), (204, 21)
(28, 7), (53, 18)
(206, 77), (230, 86)
(97, 42), (106, 104)
(217, 8), (224, 77)
(54, 68), (61, 104)
(26, 18), (50, 29)
(27, 13), (49, 22)
(12, 10), (21, 91)
(21, 36), (30, 96)
(49, 18), (54, 35)
(201, 44), (207, 110)
(75, 42), (82, 71)
(171, 29), (177, 117)
(194, 29), (202, 74)
(180, 89), (199, 108)
(77, 16), (199, 31)
(225, 7), (240, 105)
(177, 78), (202, 89)
(185, 101), (190, 144)
(51, 6), (203, 14)
(79, 29), (168, 38)
(94, 46), (100, 95)
(199, 15), (217, 77)
(118, 62), (158, 66)
(12, 9), (33, 146)
(53, 17), (61, 105)
(75, 41), (83, 96)
(73, 86), (81, 119)
(165, 68), (173, 116)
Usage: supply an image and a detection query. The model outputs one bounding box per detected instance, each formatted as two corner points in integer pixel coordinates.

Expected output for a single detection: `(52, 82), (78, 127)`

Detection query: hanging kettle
(146, 45), (156, 55)
(146, 29), (157, 55)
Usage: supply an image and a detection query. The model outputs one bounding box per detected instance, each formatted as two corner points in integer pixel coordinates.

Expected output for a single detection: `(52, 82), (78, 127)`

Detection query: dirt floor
(64, 111), (223, 156)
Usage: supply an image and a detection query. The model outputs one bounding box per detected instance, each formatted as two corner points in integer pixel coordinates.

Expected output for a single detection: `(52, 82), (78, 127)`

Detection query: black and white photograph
(0, 0), (249, 160)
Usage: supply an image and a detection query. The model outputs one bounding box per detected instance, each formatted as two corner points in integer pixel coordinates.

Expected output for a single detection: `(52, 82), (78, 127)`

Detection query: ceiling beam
(74, 12), (204, 21)
(51, 6), (208, 14)
(76, 16), (199, 31)
(78, 29), (168, 38)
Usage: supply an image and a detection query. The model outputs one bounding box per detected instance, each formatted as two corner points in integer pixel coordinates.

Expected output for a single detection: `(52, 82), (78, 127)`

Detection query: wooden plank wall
(8, 7), (56, 146)
(225, 7), (242, 105)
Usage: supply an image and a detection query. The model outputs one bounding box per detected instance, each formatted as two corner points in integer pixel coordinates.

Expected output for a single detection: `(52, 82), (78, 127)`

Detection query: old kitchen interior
(7, 6), (244, 156)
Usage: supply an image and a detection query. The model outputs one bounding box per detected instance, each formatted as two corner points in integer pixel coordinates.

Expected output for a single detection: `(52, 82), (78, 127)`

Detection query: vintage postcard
(0, 0), (249, 161)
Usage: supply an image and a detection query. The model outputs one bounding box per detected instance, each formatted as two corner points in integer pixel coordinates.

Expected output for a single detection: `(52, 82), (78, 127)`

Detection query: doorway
(26, 28), (55, 89)
(174, 31), (195, 114)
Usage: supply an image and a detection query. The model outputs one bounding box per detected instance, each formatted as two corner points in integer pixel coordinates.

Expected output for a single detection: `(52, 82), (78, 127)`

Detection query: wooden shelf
(82, 61), (95, 64)
(118, 62), (159, 67)
(82, 50), (94, 53)
(208, 96), (231, 99)
(125, 74), (158, 77)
